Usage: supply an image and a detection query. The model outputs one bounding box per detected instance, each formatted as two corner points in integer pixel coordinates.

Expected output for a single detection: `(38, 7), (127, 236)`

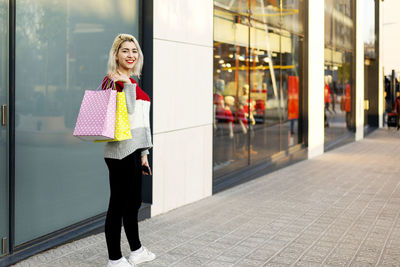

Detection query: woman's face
(116, 41), (138, 71)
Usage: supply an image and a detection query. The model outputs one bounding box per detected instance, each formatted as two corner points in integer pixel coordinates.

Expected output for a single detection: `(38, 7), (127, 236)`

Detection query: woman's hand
(108, 70), (132, 84)
(141, 154), (152, 175)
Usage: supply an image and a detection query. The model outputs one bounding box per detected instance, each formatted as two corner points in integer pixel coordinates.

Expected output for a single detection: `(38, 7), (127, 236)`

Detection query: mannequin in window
(224, 96), (235, 139)
(223, 96), (235, 160)
(238, 84), (257, 155)
(329, 75), (337, 113)
(213, 79), (225, 132)
(344, 81), (352, 129)
(324, 75), (332, 114)
(239, 84), (256, 126)
(236, 102), (248, 158)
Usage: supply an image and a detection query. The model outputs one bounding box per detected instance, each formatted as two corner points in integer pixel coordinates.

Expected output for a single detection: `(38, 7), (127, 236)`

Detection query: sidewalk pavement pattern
(12, 129), (400, 267)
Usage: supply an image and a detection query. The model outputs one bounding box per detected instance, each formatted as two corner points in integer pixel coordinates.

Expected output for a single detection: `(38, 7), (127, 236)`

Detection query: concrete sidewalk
(13, 129), (400, 267)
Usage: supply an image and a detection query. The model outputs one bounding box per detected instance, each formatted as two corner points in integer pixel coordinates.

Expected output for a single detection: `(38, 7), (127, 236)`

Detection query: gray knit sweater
(104, 83), (153, 159)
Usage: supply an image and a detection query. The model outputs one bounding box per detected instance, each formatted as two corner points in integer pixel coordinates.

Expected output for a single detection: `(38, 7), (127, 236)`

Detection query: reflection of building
(382, 0), (400, 76)
(0, 0), (383, 265)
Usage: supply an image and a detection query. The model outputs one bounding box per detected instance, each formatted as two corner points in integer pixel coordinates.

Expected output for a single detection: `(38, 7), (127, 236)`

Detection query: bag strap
(95, 77), (116, 91)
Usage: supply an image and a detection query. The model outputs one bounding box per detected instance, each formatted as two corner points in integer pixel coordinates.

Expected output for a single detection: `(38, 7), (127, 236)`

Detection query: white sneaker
(128, 246), (156, 265)
(107, 256), (134, 267)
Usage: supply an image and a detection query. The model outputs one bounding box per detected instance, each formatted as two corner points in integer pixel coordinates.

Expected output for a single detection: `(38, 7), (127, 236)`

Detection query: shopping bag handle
(96, 77), (116, 91)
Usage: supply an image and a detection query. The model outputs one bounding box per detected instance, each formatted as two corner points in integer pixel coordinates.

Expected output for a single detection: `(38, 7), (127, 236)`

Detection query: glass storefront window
(15, 0), (140, 245)
(324, 0), (355, 149)
(364, 0), (376, 60)
(364, 0), (377, 127)
(213, 0), (305, 180)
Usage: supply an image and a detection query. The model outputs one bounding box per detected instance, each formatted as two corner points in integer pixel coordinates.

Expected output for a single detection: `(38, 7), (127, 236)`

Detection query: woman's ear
(114, 53), (119, 64)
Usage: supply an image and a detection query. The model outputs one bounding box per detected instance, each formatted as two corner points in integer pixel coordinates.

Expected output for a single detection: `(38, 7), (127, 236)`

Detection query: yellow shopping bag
(94, 91), (132, 142)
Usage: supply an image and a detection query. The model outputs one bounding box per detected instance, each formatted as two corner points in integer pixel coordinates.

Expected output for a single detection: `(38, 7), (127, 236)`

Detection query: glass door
(0, 0), (9, 257)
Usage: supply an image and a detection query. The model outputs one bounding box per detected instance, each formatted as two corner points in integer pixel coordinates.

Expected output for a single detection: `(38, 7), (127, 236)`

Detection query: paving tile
(246, 248), (275, 261)
(300, 253), (326, 263)
(262, 262), (290, 267)
(141, 258), (168, 266)
(193, 246), (224, 259)
(171, 255), (210, 267)
(349, 262), (373, 267)
(294, 260), (322, 267)
(210, 241), (235, 250)
(205, 260), (235, 267)
(325, 255), (352, 266)
(151, 252), (186, 265)
(382, 255), (400, 264)
(223, 246), (251, 258)
(268, 255), (297, 265)
(277, 249), (303, 260)
(167, 244), (198, 257)
(215, 254), (242, 263)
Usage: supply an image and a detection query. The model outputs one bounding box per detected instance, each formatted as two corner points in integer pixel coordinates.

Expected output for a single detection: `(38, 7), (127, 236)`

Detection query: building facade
(0, 0), (383, 265)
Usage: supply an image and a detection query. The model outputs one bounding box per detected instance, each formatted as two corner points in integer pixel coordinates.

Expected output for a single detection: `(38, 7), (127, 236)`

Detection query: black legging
(104, 150), (142, 260)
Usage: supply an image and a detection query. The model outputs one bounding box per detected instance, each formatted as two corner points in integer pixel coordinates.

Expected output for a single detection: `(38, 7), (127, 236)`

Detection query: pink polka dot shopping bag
(73, 81), (117, 141)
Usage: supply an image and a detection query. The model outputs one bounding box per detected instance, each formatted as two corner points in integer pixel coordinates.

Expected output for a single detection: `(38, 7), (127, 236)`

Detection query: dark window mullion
(8, 0), (16, 255)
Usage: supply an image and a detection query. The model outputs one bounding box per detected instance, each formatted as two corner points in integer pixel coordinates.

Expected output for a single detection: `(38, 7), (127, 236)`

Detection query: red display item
(288, 76), (299, 120)
(255, 100), (265, 115)
(324, 84), (331, 104)
(345, 84), (351, 112)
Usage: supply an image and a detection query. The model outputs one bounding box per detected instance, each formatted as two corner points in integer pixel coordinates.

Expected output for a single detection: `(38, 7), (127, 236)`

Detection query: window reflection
(364, 0), (376, 127)
(364, 0), (376, 59)
(213, 0), (305, 179)
(14, 0), (140, 245)
(324, 0), (355, 148)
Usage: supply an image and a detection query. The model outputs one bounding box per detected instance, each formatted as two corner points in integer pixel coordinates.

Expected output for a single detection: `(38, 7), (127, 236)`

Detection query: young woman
(102, 34), (155, 267)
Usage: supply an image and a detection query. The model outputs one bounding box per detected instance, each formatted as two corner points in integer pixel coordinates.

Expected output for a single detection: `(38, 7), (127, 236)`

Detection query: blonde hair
(107, 33), (144, 78)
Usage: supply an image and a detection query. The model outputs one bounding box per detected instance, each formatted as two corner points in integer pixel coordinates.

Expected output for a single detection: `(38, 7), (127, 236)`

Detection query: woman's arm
(124, 83), (136, 115)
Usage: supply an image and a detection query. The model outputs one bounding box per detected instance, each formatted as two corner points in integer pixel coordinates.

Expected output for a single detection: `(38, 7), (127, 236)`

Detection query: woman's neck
(117, 67), (130, 77)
